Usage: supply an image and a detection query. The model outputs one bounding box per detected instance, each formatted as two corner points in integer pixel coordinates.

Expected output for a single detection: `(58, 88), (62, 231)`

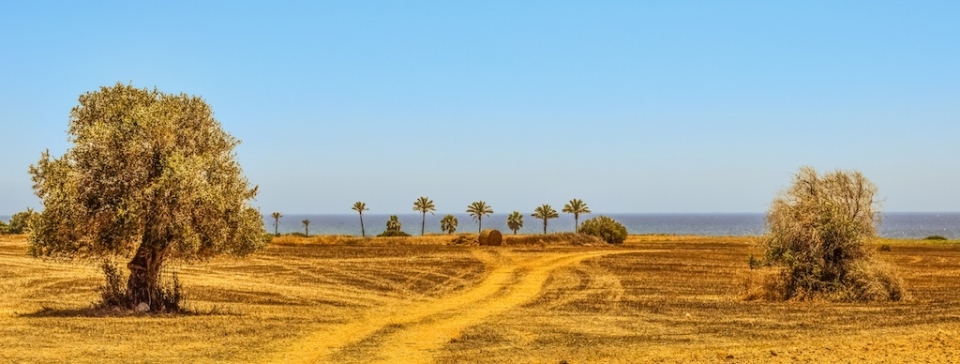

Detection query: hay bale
(479, 229), (502, 246)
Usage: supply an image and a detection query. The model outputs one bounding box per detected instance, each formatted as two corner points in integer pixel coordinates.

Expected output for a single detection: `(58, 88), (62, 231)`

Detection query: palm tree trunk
(575, 214), (579, 233)
(478, 217), (482, 233)
(274, 218), (279, 236)
(421, 212), (426, 236)
(543, 218), (547, 234)
(359, 214), (366, 238)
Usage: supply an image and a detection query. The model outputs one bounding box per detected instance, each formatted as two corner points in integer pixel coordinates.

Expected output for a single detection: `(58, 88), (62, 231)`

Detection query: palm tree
(302, 219), (310, 236)
(352, 201), (369, 238)
(507, 211), (523, 234)
(441, 214), (458, 234)
(531, 204), (558, 234)
(562, 198), (591, 233)
(413, 196), (436, 236)
(271, 212), (282, 236)
(466, 201), (493, 233)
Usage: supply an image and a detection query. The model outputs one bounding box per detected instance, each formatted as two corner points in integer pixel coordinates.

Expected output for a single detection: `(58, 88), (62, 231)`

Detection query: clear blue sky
(1, 1), (958, 215)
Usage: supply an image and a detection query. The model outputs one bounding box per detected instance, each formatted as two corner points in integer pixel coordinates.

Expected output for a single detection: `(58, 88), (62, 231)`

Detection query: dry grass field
(2, 233), (960, 363)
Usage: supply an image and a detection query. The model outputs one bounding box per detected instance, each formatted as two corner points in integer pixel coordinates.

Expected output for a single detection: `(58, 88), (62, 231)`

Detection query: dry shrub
(834, 260), (905, 302)
(96, 260), (127, 308)
(758, 167), (905, 302)
(271, 235), (364, 246)
(740, 268), (787, 301)
(449, 234), (478, 246)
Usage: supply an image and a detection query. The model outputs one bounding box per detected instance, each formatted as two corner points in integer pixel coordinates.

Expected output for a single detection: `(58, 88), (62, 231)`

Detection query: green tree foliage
(562, 199), (591, 233)
(302, 219), (310, 236)
(466, 201), (493, 233)
(7, 208), (39, 234)
(413, 196), (436, 236)
(271, 212), (283, 236)
(0, 219), (7, 234)
(378, 215), (410, 237)
(763, 166), (903, 301)
(531, 204), (558, 234)
(440, 214), (458, 234)
(28, 83), (267, 311)
(506, 211), (523, 234)
(351, 201), (369, 238)
(578, 216), (627, 244)
(386, 215), (402, 232)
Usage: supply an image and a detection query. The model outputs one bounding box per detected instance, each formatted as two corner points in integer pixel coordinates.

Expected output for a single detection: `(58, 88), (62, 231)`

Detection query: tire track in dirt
(265, 249), (629, 364)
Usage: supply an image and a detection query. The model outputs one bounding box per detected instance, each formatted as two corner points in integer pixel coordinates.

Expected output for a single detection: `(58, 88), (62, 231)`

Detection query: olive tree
(28, 83), (267, 311)
(762, 166), (903, 301)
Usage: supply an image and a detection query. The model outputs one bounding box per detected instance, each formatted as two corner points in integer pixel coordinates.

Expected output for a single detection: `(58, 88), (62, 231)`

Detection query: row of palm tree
(270, 198), (591, 237)
(271, 212), (314, 236)
(350, 198), (590, 236)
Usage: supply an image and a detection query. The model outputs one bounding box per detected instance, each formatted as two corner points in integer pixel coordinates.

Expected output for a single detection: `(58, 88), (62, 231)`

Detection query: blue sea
(260, 212), (960, 239)
(3, 212), (956, 239)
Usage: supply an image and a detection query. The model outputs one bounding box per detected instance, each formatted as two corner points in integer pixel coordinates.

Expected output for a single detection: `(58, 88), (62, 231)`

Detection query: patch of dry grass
(438, 237), (960, 363)
(2, 234), (960, 363)
(0, 235), (484, 363)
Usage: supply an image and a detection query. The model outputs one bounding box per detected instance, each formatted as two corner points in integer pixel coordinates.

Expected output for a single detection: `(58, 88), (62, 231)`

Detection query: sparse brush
(157, 271), (185, 313)
(503, 233), (603, 246)
(96, 260), (127, 309)
(925, 235), (948, 241)
(450, 234), (477, 245)
(740, 268), (787, 301)
(95, 260), (186, 313)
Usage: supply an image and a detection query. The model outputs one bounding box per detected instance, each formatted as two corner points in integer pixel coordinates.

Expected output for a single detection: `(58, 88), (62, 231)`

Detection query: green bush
(0, 219), (7, 234)
(578, 216), (627, 244)
(7, 208), (39, 234)
(925, 235), (948, 241)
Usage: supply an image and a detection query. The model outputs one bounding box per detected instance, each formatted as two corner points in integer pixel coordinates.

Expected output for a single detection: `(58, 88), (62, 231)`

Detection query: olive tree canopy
(29, 83), (267, 309)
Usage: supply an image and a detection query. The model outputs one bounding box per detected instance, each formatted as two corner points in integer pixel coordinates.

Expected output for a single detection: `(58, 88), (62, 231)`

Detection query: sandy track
(266, 248), (626, 363)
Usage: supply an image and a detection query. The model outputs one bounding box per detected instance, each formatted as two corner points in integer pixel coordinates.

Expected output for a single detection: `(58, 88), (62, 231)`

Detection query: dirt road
(267, 248), (626, 363)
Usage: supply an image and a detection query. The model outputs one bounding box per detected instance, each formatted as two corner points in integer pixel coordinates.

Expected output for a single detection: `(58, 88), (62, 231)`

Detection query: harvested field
(1, 234), (959, 363)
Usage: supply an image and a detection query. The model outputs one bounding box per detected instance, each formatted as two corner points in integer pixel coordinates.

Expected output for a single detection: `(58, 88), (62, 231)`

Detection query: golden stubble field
(2, 234), (960, 363)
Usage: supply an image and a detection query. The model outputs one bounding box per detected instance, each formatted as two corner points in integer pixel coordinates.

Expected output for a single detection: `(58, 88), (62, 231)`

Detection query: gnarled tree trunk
(126, 239), (167, 311)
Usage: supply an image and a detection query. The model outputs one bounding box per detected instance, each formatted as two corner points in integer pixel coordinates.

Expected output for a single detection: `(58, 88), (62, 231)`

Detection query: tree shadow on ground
(18, 306), (134, 318)
(18, 305), (240, 318)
